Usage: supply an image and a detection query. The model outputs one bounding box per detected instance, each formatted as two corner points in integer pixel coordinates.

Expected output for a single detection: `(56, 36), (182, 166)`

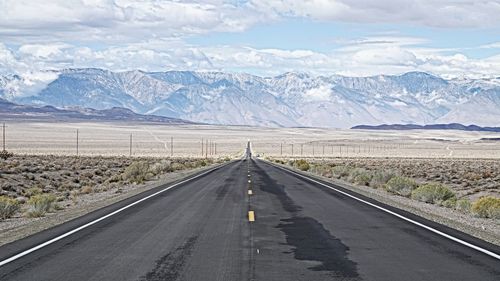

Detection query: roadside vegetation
(276, 158), (500, 220)
(0, 155), (227, 221)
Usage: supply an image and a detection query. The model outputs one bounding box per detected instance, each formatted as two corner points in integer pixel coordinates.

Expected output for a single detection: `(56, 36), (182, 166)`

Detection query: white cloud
(18, 43), (70, 59)
(3, 71), (59, 98)
(251, 0), (500, 28)
(0, 0), (268, 44)
(304, 85), (332, 100)
(479, 42), (500, 49)
(2, 38), (500, 79)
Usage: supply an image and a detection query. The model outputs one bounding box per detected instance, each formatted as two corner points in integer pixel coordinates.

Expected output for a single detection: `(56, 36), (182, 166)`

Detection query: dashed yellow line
(248, 211), (255, 222)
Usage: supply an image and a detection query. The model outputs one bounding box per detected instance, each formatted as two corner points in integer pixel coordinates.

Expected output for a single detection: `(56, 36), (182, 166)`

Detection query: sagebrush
(26, 194), (57, 217)
(0, 196), (20, 220)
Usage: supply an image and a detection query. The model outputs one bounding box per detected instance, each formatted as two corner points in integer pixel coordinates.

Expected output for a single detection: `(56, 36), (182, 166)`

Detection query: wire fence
(2, 123), (245, 158)
(251, 140), (500, 159)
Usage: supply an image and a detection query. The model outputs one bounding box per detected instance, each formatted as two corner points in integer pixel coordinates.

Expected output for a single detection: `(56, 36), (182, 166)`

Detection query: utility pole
(201, 138), (204, 157)
(280, 142), (283, 156)
(2, 123), (6, 151)
(205, 139), (208, 158)
(215, 142), (217, 155)
(291, 144), (294, 157)
(323, 145), (325, 156)
(76, 129), (79, 156)
(129, 134), (132, 157)
(171, 137), (173, 157)
(301, 144), (303, 156)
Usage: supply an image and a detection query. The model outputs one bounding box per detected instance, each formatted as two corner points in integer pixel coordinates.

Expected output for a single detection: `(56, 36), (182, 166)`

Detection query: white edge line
(0, 161), (233, 267)
(266, 160), (500, 260)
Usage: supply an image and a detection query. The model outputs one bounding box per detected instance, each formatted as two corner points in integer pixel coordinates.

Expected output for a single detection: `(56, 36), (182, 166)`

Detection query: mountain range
(352, 123), (500, 132)
(0, 98), (193, 124)
(1, 69), (499, 128)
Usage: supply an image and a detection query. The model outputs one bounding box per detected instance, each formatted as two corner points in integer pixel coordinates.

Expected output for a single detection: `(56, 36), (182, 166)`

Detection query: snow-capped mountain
(1, 69), (499, 128)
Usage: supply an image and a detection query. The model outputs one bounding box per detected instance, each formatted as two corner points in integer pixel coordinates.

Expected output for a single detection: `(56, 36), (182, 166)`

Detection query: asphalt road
(0, 156), (499, 280)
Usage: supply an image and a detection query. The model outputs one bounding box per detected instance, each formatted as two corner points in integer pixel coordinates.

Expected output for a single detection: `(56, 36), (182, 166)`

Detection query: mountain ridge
(1, 69), (499, 128)
(0, 98), (196, 124)
(351, 123), (500, 132)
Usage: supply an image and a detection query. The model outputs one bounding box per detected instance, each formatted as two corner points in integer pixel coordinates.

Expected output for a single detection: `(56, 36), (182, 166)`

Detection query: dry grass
(26, 194), (57, 218)
(0, 196), (20, 220)
(471, 197), (500, 219)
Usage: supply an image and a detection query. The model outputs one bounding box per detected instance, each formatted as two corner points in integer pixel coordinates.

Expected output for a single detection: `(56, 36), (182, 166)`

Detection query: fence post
(76, 129), (79, 156)
(129, 134), (132, 157)
(2, 123), (5, 151)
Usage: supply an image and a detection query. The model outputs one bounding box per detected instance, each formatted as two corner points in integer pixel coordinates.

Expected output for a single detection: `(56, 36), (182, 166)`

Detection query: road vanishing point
(0, 143), (499, 280)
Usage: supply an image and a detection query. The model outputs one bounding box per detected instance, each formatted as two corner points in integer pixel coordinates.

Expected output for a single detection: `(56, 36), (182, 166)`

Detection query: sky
(1, 0), (500, 79)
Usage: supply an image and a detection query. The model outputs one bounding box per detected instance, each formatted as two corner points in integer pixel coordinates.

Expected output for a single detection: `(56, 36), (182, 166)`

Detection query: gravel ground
(268, 160), (500, 246)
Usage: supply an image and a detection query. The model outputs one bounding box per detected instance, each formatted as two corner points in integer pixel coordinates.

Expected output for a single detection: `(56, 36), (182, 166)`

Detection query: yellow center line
(248, 211), (255, 222)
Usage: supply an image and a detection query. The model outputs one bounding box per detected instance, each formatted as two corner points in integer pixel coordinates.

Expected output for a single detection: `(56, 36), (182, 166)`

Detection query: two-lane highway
(0, 155), (499, 280)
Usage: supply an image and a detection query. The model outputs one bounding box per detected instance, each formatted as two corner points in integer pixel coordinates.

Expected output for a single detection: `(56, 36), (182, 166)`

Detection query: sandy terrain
(2, 121), (500, 158)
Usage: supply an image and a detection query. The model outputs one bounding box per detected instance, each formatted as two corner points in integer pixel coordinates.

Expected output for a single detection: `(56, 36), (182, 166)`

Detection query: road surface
(0, 155), (499, 280)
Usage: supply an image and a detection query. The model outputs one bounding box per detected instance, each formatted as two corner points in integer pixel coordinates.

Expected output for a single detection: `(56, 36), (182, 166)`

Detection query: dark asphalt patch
(216, 184), (229, 200)
(139, 236), (198, 281)
(254, 162), (360, 278)
(255, 165), (301, 213)
(278, 217), (360, 279)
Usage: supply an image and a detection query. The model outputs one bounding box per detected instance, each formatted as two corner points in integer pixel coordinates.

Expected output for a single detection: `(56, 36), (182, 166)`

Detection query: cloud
(0, 0), (268, 44)
(250, 0), (500, 28)
(3, 71), (59, 98)
(304, 85), (332, 100)
(0, 43), (59, 98)
(2, 37), (500, 79)
(479, 42), (500, 49)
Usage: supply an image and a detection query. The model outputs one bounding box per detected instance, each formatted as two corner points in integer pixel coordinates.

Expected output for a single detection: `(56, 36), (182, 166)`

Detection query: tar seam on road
(0, 161), (234, 267)
(266, 160), (500, 260)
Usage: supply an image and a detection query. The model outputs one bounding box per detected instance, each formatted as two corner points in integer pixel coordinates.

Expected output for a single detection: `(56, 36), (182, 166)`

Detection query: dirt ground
(3, 121), (500, 158)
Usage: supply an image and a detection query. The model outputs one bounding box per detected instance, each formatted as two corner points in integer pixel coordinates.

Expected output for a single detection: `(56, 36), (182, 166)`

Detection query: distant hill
(0, 98), (196, 124)
(351, 123), (500, 132)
